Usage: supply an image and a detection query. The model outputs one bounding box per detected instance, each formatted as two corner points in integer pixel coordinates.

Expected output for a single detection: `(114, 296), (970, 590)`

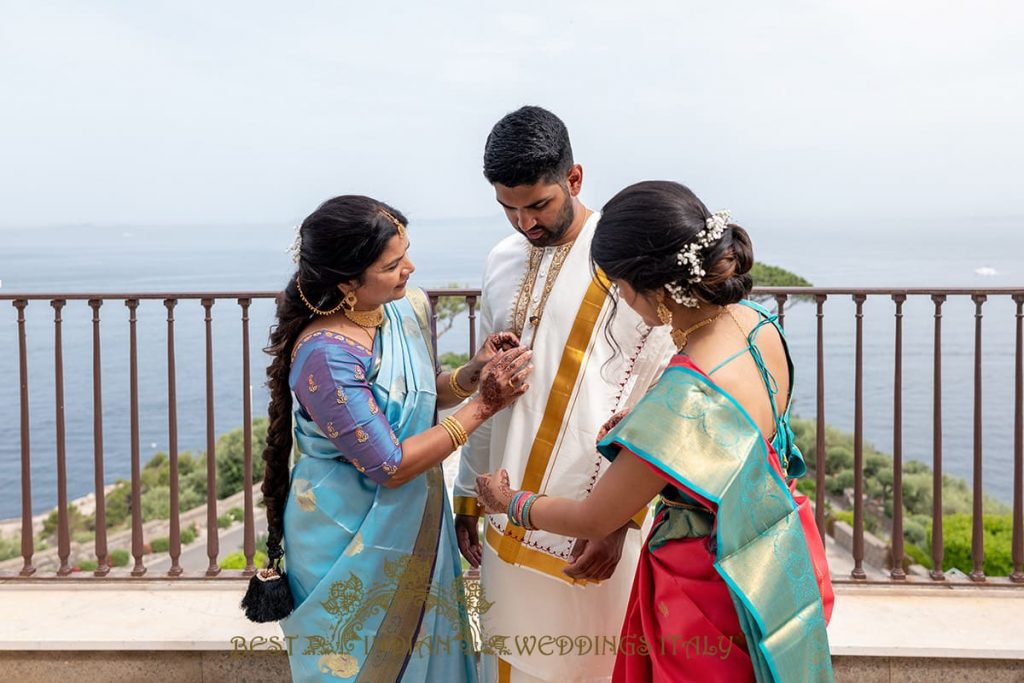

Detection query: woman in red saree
(477, 181), (834, 682)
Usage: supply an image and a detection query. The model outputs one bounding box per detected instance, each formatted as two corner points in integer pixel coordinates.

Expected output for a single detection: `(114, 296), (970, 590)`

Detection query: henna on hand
(476, 470), (513, 514)
(597, 410), (628, 442)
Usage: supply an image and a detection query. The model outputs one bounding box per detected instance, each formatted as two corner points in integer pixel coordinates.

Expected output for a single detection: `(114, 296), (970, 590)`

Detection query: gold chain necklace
(343, 306), (385, 329)
(672, 307), (726, 351)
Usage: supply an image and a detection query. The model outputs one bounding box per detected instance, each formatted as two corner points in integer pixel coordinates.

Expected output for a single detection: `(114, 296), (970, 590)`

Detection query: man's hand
(455, 514), (483, 568)
(562, 523), (631, 581)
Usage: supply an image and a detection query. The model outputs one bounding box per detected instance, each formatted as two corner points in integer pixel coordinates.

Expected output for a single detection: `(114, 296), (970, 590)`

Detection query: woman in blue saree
(477, 182), (834, 682)
(249, 196), (532, 682)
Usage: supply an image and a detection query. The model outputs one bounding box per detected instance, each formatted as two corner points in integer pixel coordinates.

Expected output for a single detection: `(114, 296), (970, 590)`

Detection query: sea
(1, 215), (1022, 519)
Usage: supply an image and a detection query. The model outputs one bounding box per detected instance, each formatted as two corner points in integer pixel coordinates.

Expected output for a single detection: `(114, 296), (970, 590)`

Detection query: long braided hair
(261, 195), (407, 575)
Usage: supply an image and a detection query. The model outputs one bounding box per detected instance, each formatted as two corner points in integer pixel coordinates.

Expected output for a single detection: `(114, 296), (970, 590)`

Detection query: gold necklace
(343, 306), (385, 329)
(672, 307), (726, 351)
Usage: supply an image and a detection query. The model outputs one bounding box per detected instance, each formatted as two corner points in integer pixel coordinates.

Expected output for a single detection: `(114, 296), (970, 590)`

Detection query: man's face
(493, 179), (575, 248)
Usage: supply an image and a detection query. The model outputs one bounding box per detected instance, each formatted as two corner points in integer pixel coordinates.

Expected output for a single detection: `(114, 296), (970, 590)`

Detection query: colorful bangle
(522, 493), (546, 531)
(448, 366), (475, 400)
(507, 491), (529, 525)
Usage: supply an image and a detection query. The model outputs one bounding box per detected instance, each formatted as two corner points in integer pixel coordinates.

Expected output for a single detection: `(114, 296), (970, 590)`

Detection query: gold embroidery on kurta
(326, 422), (340, 439)
(355, 427), (369, 443)
(307, 374), (318, 393)
(368, 397), (379, 414)
(336, 387), (348, 404)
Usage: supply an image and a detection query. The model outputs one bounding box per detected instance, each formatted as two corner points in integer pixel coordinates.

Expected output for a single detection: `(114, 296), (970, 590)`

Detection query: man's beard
(524, 191), (575, 247)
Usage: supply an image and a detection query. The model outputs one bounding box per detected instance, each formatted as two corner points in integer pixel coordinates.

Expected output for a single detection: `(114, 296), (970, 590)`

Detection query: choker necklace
(343, 306), (385, 329)
(672, 307), (725, 351)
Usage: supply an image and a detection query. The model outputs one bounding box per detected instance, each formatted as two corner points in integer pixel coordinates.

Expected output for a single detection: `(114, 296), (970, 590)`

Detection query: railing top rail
(2, 286), (1023, 302)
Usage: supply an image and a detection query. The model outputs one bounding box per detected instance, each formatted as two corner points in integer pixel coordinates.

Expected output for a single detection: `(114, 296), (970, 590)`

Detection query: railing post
(467, 295), (478, 358)
(51, 299), (72, 576)
(930, 294), (946, 581)
(970, 294), (987, 582)
(890, 293), (907, 580)
(851, 293), (867, 580)
(774, 293), (788, 329)
(126, 298), (146, 576)
(240, 298), (256, 576)
(814, 294), (827, 543)
(202, 298), (221, 576)
(165, 299), (183, 576)
(89, 299), (110, 576)
(428, 294), (440, 370)
(14, 300), (35, 576)
(1012, 293), (1024, 583)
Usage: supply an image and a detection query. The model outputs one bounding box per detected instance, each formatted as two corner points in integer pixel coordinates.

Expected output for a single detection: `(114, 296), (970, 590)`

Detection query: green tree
(434, 282), (476, 338)
(216, 418), (269, 498)
(749, 263), (813, 304)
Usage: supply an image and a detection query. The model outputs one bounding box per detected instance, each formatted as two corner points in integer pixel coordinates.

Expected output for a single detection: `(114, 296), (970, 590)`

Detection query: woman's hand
(476, 469), (514, 514)
(472, 346), (533, 419)
(460, 332), (521, 389)
(597, 410), (629, 443)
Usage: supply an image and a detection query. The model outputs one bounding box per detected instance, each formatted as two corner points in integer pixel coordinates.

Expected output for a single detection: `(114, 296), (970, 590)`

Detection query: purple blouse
(291, 331), (402, 484)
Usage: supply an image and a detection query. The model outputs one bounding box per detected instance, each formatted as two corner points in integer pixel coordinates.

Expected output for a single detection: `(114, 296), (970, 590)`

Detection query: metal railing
(1, 287), (1022, 586)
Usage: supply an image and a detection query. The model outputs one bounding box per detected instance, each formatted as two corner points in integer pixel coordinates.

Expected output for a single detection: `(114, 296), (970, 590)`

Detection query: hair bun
(694, 224), (754, 306)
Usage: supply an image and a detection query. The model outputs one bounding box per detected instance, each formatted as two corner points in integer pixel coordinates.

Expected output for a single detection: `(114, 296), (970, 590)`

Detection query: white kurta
(455, 213), (674, 682)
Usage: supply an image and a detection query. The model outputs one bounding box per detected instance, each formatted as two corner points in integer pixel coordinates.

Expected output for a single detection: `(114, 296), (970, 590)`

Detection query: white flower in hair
(286, 224), (302, 263)
(664, 210), (731, 307)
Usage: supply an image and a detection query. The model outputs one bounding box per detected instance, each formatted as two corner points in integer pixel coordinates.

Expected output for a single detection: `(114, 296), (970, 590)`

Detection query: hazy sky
(1, 1), (1021, 230)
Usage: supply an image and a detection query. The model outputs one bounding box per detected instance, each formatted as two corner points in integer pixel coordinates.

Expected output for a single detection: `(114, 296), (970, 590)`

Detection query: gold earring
(655, 290), (673, 326)
(342, 291), (358, 310)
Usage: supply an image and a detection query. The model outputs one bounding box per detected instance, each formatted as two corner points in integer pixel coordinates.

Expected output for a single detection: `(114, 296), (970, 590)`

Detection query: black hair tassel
(241, 552), (294, 623)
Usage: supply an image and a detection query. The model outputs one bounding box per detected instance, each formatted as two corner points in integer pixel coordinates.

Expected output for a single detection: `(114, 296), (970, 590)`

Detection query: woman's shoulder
(291, 329), (373, 370)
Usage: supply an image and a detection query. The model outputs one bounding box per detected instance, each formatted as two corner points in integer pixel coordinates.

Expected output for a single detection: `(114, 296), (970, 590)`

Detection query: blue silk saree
(281, 289), (477, 682)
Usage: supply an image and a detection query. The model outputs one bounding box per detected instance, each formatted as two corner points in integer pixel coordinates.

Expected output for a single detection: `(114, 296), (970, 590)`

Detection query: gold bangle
(438, 419), (460, 449)
(448, 366), (475, 400)
(443, 415), (469, 446)
(439, 416), (468, 448)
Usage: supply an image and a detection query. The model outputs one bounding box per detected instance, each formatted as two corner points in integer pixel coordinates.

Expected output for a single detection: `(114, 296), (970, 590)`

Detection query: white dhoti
(454, 213), (673, 682)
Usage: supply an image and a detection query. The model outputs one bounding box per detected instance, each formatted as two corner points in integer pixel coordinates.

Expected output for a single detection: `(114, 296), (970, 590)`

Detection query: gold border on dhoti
(453, 495), (483, 517)
(494, 270), (611, 570)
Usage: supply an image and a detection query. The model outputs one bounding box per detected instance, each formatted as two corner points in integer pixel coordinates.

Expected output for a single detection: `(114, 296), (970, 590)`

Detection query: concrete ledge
(0, 579), (281, 651)
(828, 584), (1024, 660)
(0, 650), (290, 683)
(1, 580), (1023, 681)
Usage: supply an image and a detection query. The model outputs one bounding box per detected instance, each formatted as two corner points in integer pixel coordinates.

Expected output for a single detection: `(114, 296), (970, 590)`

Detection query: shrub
(929, 513), (1014, 577)
(217, 514), (233, 529)
(795, 478), (816, 500)
(0, 534), (19, 562)
(141, 486), (171, 522)
(180, 524), (198, 545)
(216, 418), (269, 499)
(904, 543), (932, 569)
(228, 507), (245, 523)
(40, 503), (93, 540)
(150, 537), (170, 553)
(439, 352), (470, 372)
(902, 516), (927, 547)
(76, 559), (98, 571)
(219, 550), (268, 570)
(110, 549), (130, 567)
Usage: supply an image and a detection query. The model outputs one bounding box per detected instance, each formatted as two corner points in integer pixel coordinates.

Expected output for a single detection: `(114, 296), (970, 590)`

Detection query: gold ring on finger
(507, 378), (516, 389)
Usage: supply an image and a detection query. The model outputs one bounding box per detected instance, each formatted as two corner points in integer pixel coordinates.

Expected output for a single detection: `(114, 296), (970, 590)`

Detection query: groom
(453, 106), (673, 682)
